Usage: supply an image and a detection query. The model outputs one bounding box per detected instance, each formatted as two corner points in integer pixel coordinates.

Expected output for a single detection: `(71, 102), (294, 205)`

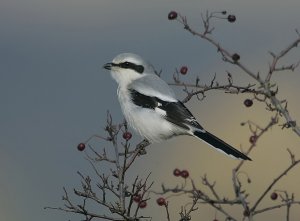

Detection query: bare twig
(174, 12), (300, 137)
(251, 150), (300, 212)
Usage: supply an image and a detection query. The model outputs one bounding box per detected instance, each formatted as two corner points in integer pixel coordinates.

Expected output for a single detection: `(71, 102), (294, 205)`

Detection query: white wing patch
(155, 107), (167, 116)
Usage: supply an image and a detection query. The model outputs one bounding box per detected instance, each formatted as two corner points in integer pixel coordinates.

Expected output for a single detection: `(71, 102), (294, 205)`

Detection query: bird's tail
(193, 130), (251, 160)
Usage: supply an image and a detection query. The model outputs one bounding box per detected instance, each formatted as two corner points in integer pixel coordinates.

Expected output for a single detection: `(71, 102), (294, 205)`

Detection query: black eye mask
(114, 61), (144, 74)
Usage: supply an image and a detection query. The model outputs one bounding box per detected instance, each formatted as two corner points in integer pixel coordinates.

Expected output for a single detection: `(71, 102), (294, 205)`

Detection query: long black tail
(193, 130), (251, 160)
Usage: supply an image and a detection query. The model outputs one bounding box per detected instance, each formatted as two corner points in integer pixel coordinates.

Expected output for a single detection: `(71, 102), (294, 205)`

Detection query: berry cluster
(168, 10), (237, 24)
(133, 194), (147, 208)
(153, 169), (191, 208)
(173, 168), (189, 179)
(76, 131), (133, 152)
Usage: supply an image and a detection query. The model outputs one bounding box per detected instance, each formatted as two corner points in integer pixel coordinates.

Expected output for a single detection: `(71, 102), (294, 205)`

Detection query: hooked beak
(103, 63), (113, 70)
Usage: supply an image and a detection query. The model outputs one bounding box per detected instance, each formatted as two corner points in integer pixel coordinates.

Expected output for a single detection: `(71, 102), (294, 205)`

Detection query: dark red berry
(244, 99), (253, 107)
(173, 168), (181, 177)
(156, 197), (166, 206)
(180, 66), (188, 75)
(77, 143), (86, 151)
(271, 192), (278, 200)
(168, 11), (178, 20)
(139, 201), (147, 209)
(180, 170), (189, 179)
(249, 135), (257, 144)
(123, 131), (132, 141)
(133, 194), (142, 203)
(227, 14), (236, 23)
(232, 53), (240, 62)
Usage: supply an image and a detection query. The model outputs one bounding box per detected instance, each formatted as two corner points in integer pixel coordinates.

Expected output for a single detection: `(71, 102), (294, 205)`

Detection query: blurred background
(1, 0), (300, 220)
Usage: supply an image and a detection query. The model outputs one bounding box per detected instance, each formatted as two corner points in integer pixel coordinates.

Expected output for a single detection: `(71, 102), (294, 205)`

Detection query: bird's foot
(137, 139), (150, 155)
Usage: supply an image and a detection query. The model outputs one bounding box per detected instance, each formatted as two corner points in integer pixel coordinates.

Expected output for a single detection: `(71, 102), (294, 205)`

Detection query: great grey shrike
(103, 53), (251, 160)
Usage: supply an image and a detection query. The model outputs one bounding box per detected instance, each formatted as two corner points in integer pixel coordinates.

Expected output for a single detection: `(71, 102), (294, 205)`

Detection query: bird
(103, 53), (251, 160)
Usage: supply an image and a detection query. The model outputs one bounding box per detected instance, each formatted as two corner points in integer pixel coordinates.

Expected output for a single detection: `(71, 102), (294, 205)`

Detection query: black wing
(129, 89), (204, 131)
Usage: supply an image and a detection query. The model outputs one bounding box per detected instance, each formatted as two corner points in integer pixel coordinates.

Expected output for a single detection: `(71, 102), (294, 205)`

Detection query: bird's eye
(122, 62), (131, 68)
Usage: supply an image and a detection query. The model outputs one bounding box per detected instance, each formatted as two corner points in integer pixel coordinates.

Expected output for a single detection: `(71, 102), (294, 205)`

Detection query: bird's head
(103, 53), (153, 86)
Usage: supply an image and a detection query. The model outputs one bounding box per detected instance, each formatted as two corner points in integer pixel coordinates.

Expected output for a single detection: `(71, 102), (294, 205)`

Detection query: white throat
(110, 69), (142, 88)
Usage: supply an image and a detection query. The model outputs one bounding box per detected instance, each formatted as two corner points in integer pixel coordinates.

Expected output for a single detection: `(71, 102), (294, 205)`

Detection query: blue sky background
(1, 0), (300, 220)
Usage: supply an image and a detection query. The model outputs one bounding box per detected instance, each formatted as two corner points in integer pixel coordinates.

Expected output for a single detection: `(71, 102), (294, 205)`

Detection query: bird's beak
(103, 63), (113, 70)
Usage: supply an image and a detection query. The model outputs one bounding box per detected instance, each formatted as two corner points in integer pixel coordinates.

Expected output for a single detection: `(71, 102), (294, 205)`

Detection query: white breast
(117, 87), (186, 142)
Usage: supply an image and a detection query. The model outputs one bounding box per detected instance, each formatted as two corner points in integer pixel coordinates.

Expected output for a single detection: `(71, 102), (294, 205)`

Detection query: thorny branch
(251, 150), (300, 213)
(152, 116), (300, 221)
(171, 69), (265, 103)
(46, 113), (152, 221)
(172, 11), (300, 136)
